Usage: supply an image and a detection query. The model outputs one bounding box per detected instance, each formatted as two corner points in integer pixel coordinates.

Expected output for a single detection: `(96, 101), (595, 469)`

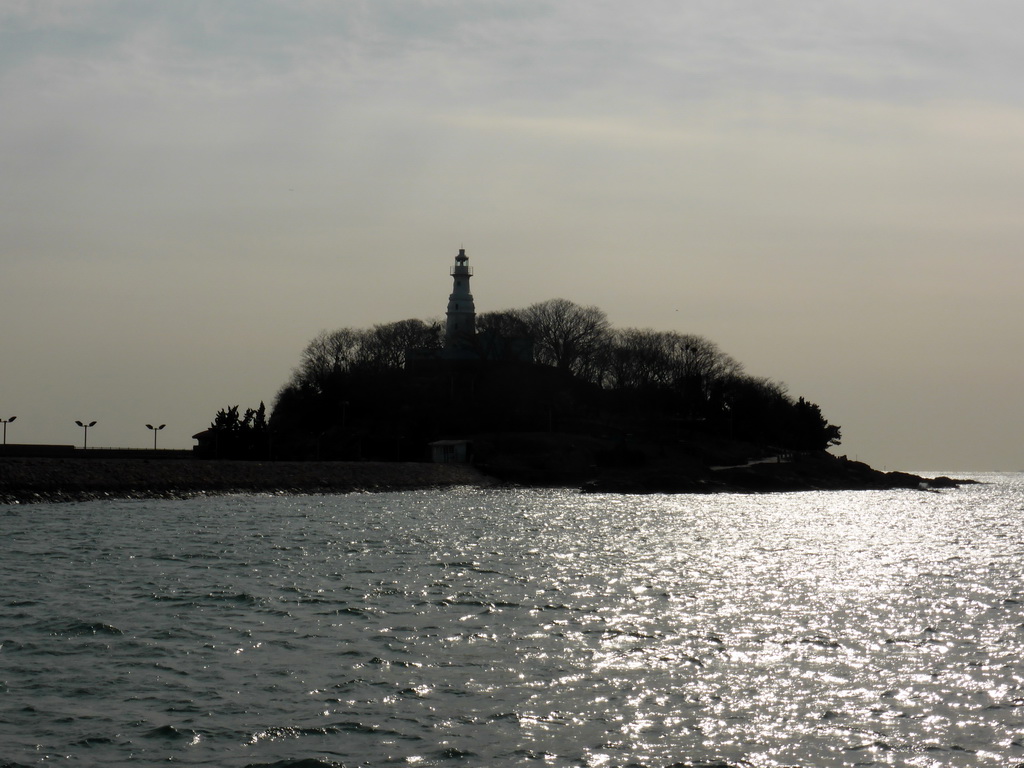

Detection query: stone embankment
(0, 457), (490, 504)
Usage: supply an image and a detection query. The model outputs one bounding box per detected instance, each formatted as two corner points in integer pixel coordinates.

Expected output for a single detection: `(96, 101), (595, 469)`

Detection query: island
(0, 248), (972, 503)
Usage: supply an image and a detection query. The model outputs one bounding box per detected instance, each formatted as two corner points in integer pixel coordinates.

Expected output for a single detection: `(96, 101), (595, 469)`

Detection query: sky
(2, 0), (1021, 471)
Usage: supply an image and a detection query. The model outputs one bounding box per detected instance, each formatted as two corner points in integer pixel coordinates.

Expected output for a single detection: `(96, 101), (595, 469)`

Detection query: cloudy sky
(2, 0), (1021, 470)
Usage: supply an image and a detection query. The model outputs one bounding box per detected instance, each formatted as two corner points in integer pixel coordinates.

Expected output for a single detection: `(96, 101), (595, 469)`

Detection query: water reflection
(1, 478), (1023, 766)
(496, 482), (1024, 766)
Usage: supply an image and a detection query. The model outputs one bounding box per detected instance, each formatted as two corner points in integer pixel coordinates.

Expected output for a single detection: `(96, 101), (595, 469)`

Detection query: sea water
(1, 474), (1023, 767)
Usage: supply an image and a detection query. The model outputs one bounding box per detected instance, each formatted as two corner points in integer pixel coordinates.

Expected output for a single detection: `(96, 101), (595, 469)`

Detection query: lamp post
(1, 416), (15, 445)
(75, 420), (97, 449)
(146, 423), (166, 450)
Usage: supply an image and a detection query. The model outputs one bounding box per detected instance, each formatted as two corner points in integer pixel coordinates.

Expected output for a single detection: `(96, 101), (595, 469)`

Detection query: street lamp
(146, 423), (166, 450)
(75, 420), (97, 449)
(1, 416), (15, 445)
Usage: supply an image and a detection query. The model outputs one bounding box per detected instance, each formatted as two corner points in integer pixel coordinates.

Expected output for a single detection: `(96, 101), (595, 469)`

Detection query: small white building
(429, 439), (472, 464)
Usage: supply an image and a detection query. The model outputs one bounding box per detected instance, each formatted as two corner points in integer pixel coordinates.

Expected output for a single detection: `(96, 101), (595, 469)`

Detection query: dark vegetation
(200, 298), (861, 491)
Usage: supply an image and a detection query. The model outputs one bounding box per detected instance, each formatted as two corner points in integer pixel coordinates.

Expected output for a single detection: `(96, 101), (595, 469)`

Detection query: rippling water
(2, 474), (1024, 767)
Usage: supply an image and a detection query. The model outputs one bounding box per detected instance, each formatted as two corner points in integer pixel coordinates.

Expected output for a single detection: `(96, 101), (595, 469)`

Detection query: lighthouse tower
(445, 248), (476, 350)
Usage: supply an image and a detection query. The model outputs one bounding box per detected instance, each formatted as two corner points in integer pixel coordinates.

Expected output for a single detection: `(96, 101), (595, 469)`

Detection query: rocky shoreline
(471, 433), (972, 494)
(1, 452), (971, 505)
(578, 453), (969, 494)
(0, 457), (491, 505)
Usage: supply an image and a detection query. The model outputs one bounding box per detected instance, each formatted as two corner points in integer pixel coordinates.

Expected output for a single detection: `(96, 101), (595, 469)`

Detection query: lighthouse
(445, 248), (476, 350)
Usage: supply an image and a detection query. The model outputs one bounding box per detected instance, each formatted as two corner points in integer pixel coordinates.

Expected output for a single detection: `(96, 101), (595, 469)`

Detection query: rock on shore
(470, 432), (970, 494)
(0, 457), (490, 504)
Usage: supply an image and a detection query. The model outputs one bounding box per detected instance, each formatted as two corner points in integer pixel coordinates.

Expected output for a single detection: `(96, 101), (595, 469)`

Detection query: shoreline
(1, 455), (971, 505)
(0, 457), (491, 505)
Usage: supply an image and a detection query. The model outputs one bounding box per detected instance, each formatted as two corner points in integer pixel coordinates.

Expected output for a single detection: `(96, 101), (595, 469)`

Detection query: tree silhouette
(257, 296), (842, 461)
(521, 298), (611, 382)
